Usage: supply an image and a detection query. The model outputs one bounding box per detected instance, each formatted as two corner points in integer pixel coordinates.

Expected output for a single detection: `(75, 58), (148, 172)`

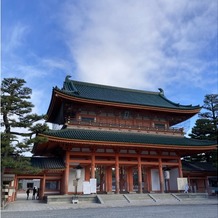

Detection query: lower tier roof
(31, 157), (65, 170)
(182, 161), (217, 172)
(36, 128), (217, 148)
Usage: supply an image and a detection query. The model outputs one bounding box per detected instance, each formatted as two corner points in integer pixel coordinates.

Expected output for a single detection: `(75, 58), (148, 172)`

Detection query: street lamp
(76, 165), (82, 180)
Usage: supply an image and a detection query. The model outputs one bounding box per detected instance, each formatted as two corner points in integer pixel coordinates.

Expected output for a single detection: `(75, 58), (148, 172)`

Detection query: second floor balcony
(66, 118), (184, 136)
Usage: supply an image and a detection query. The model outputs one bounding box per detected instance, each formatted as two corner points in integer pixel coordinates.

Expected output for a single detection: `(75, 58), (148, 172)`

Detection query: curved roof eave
(37, 129), (217, 151)
(46, 87), (58, 119)
(38, 136), (217, 151)
(52, 88), (201, 114)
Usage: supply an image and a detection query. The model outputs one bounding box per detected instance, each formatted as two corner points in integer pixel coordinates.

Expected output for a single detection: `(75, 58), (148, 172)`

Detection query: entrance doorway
(17, 179), (40, 200)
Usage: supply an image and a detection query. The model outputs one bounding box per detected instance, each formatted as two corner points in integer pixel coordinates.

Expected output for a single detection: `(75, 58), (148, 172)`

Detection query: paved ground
(2, 205), (218, 218)
(1, 192), (218, 214)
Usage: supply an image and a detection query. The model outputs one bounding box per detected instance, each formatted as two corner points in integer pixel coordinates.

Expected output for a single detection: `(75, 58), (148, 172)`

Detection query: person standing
(26, 188), (30, 200)
(184, 183), (189, 193)
(32, 187), (37, 200)
(36, 188), (40, 200)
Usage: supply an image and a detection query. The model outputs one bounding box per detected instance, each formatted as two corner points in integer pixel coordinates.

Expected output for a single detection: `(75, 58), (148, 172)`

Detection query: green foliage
(199, 94), (218, 142)
(188, 94), (218, 165)
(189, 119), (216, 141)
(1, 78), (49, 175)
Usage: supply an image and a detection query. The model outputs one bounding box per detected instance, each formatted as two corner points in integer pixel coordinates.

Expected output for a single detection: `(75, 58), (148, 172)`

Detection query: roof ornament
(65, 75), (71, 81)
(63, 75), (79, 94)
(158, 88), (164, 96)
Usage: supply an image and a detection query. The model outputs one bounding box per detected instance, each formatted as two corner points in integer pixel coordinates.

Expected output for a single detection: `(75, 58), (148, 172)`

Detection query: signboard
(177, 178), (188, 190)
(83, 181), (91, 194)
(90, 178), (97, 193)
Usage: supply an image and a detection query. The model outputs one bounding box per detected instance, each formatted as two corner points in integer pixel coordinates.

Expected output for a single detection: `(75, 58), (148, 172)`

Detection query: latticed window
(154, 123), (165, 129)
(81, 117), (95, 123)
(45, 181), (59, 190)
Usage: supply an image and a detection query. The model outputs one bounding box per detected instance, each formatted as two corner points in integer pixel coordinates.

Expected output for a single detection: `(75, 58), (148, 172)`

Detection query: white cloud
(60, 0), (217, 92)
(2, 57), (72, 115)
(2, 23), (30, 54)
(2, 0), (217, 117)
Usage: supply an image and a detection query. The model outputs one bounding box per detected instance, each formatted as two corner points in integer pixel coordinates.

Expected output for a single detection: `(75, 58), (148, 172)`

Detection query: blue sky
(2, 0), (218, 134)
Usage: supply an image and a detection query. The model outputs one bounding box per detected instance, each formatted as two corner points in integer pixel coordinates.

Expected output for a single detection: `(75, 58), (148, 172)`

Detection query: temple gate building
(29, 76), (217, 198)
(4, 76), (217, 203)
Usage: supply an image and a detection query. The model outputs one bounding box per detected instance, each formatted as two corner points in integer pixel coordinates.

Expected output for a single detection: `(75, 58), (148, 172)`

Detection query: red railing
(66, 118), (183, 134)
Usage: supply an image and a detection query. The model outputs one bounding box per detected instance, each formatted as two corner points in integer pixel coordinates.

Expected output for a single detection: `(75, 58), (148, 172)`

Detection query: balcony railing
(66, 118), (183, 135)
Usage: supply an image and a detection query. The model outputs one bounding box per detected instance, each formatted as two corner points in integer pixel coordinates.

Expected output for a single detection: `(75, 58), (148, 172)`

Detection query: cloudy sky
(2, 0), (218, 133)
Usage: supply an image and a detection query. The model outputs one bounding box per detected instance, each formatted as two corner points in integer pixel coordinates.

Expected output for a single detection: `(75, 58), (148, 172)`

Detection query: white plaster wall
(151, 169), (160, 191)
(169, 168), (179, 191)
(68, 168), (85, 192)
(19, 179), (40, 189)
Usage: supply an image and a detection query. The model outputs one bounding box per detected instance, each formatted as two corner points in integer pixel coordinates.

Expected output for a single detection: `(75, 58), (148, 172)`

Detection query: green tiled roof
(58, 77), (200, 110)
(43, 128), (216, 147)
(31, 157), (65, 169)
(182, 161), (217, 172)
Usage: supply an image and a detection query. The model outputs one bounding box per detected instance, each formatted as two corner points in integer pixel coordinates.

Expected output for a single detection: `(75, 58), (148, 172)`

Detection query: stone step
(44, 195), (97, 204)
(100, 194), (127, 202)
(152, 194), (177, 200)
(176, 193), (208, 199)
(125, 193), (152, 200)
(43, 193), (210, 204)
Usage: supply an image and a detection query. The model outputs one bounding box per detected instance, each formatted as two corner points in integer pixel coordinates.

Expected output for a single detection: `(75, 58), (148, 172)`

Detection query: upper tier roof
(55, 76), (200, 110)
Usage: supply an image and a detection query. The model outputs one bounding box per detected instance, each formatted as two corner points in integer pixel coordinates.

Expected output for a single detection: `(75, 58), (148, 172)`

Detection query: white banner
(83, 181), (91, 194)
(177, 178), (188, 190)
(90, 178), (97, 193)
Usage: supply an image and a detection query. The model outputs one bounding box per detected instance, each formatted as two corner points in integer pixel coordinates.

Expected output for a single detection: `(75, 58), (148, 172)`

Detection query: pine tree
(189, 119), (215, 141)
(199, 94), (218, 142)
(188, 94), (218, 164)
(1, 78), (49, 192)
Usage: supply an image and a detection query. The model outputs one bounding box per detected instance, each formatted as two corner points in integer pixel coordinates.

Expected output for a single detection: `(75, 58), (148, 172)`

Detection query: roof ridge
(70, 80), (200, 108)
(72, 80), (160, 95)
(50, 77), (201, 112)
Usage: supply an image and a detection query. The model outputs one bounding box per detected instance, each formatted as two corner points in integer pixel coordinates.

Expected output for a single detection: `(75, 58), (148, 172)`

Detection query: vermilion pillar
(158, 158), (164, 193)
(115, 154), (120, 194)
(40, 174), (46, 198)
(205, 176), (209, 194)
(146, 168), (151, 192)
(106, 167), (112, 192)
(85, 166), (90, 181)
(178, 158), (183, 177)
(138, 156), (143, 193)
(12, 175), (18, 201)
(63, 151), (70, 194)
(127, 167), (133, 192)
(91, 153), (95, 178)
(99, 166), (104, 192)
